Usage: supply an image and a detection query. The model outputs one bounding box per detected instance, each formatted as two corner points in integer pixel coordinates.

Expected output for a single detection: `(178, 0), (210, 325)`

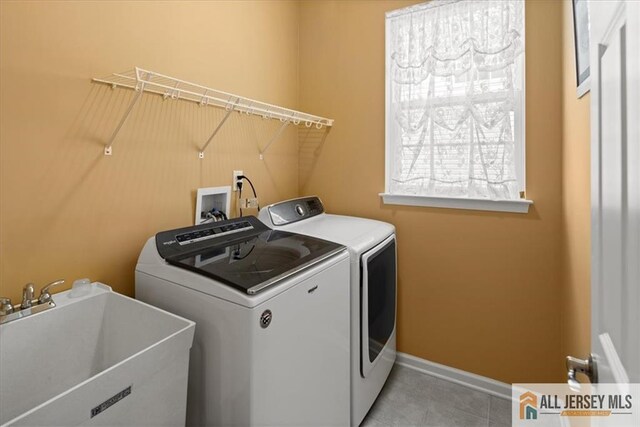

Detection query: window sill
(379, 193), (533, 214)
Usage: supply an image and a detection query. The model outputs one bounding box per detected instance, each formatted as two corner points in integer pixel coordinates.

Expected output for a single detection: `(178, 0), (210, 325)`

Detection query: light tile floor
(361, 364), (512, 427)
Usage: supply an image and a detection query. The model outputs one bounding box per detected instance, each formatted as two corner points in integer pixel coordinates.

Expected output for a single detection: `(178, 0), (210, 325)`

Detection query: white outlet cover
(232, 170), (243, 192)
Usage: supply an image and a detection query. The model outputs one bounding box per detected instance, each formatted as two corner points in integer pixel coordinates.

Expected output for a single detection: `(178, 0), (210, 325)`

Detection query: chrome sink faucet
(1, 279), (65, 324)
(20, 283), (35, 309)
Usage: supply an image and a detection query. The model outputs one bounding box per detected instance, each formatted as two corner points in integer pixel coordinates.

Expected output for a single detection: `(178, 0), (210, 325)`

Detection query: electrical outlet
(239, 197), (259, 209)
(232, 170), (243, 192)
(246, 198), (259, 209)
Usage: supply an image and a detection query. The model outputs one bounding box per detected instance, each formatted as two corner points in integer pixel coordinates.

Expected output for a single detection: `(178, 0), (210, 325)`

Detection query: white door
(586, 0), (640, 385)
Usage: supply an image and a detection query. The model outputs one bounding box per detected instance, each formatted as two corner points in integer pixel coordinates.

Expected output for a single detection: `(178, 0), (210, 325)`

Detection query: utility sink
(0, 283), (195, 426)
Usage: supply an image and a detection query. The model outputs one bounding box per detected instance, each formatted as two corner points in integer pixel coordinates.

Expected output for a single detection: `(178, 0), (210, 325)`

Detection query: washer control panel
(175, 220), (253, 245)
(267, 196), (325, 226)
(155, 216), (266, 260)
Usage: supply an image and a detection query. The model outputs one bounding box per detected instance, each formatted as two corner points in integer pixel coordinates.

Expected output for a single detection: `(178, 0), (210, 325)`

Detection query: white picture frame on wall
(572, 0), (591, 98)
(195, 186), (231, 225)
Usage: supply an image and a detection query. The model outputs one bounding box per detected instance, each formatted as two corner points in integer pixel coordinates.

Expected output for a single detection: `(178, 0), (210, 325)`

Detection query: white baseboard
(396, 352), (512, 400)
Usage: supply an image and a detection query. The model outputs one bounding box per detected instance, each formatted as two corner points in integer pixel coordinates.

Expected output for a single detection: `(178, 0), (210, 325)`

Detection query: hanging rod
(93, 67), (334, 157)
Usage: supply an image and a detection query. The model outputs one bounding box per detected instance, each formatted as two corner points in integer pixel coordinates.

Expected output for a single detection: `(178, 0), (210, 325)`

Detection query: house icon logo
(519, 391), (538, 420)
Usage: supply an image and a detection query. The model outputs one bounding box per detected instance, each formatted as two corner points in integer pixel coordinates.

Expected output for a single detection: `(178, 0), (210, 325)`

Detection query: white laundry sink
(0, 283), (195, 426)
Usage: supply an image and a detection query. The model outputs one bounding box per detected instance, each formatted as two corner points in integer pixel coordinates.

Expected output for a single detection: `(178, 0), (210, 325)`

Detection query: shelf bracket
(104, 73), (151, 156)
(259, 118), (292, 160)
(199, 98), (239, 159)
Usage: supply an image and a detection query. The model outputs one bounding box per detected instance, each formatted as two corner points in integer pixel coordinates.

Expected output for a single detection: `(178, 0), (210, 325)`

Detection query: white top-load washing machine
(259, 197), (397, 426)
(135, 216), (351, 426)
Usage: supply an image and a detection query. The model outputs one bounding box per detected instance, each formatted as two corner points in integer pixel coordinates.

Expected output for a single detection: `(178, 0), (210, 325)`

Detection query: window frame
(381, 1), (532, 214)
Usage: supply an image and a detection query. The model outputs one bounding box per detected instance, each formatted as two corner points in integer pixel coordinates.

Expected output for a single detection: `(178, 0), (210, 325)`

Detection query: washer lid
(156, 217), (345, 295)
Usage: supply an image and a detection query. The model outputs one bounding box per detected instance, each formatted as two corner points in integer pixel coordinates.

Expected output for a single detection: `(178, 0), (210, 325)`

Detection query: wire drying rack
(93, 67), (334, 158)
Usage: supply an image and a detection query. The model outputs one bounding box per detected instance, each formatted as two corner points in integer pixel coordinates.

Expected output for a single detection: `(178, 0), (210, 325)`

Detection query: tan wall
(560, 0), (591, 368)
(0, 1), (301, 301)
(299, 0), (564, 383)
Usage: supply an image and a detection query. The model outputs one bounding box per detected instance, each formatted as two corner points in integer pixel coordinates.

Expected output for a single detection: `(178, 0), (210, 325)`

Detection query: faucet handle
(38, 279), (65, 304)
(0, 297), (13, 315)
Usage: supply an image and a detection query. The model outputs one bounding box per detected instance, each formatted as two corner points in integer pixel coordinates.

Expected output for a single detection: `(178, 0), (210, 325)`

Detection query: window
(383, 0), (531, 213)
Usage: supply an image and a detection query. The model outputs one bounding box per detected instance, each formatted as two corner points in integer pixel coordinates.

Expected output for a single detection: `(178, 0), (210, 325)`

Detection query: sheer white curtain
(386, 0), (525, 200)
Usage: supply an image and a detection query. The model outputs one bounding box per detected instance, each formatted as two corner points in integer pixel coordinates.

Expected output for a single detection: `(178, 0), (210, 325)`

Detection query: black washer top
(155, 216), (344, 294)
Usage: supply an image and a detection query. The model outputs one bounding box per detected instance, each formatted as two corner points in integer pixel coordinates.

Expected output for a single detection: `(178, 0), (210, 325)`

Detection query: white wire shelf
(93, 67), (334, 157)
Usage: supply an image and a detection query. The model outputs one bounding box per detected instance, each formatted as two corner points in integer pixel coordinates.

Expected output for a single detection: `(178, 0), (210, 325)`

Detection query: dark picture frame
(572, 0), (591, 98)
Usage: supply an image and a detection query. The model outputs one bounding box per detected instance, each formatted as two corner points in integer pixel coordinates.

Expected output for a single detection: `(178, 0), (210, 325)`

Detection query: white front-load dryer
(259, 197), (397, 426)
